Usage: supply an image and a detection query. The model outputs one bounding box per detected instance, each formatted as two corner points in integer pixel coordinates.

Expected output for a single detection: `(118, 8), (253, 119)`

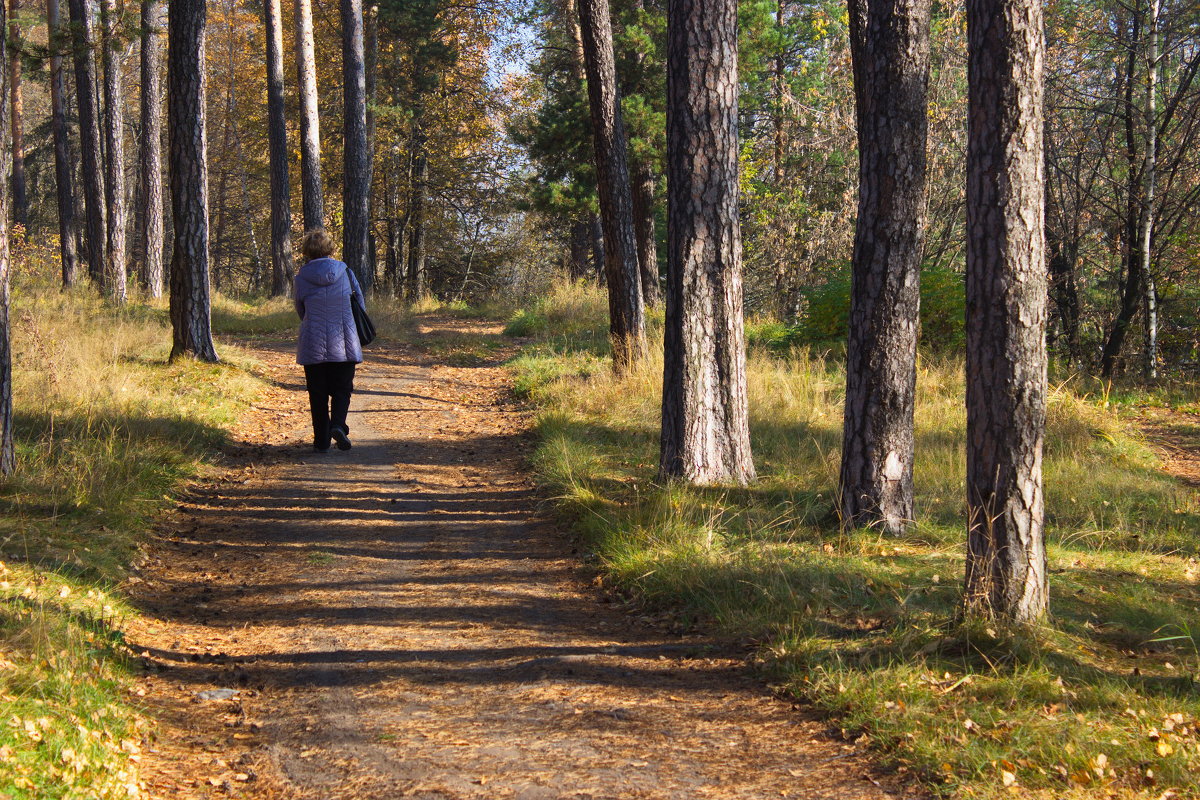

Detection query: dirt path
(1137, 407), (1200, 487)
(127, 318), (912, 800)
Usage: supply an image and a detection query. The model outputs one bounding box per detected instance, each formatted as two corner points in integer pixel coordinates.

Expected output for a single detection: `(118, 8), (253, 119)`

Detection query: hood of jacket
(297, 257), (347, 287)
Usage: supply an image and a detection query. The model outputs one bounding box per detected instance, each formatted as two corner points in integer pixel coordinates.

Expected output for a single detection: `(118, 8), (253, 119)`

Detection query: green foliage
(770, 264), (968, 352)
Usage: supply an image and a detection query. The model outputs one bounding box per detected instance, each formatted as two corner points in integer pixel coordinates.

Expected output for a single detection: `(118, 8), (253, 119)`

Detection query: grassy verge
(511, 280), (1200, 799)
(0, 243), (273, 798)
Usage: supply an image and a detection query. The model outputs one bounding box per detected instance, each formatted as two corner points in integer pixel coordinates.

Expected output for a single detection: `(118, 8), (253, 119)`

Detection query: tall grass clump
(1, 240), (267, 797)
(511, 288), (1200, 799)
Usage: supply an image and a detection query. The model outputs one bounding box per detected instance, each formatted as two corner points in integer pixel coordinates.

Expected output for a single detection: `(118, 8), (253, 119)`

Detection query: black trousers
(304, 361), (356, 449)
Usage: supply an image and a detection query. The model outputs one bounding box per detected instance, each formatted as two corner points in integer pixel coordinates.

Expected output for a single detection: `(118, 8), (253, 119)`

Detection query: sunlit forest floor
(509, 281), (1200, 799)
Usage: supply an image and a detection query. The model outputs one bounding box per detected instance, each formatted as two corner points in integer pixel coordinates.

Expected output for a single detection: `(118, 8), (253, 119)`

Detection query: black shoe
(314, 445), (330, 453)
(330, 426), (352, 451)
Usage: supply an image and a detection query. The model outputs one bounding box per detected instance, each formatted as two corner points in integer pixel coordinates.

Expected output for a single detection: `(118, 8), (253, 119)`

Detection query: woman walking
(294, 229), (365, 452)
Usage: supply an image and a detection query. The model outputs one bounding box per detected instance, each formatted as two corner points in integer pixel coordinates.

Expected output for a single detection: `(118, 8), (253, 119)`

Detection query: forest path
(1137, 406), (1200, 488)
(128, 317), (911, 800)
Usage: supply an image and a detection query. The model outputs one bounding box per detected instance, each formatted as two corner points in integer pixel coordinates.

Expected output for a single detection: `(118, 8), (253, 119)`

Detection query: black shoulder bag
(351, 292), (376, 347)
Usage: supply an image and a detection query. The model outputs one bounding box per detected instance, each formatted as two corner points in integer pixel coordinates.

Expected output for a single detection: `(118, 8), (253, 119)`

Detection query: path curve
(128, 318), (913, 800)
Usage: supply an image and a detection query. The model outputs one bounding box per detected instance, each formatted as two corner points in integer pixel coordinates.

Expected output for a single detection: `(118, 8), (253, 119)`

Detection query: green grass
(510, 280), (1200, 799)
(0, 241), (268, 797)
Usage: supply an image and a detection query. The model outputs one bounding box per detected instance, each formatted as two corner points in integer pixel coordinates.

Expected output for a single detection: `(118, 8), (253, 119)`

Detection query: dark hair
(300, 228), (335, 260)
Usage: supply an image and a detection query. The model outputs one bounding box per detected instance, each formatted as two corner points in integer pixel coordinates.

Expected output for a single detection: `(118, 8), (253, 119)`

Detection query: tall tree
(0, 0), (12, 474)
(295, 0), (324, 230)
(68, 0), (106, 284)
(963, 0), (1048, 621)
(617, 0), (661, 307)
(7, 0), (26, 233)
(342, 0), (372, 291)
(168, 0), (218, 362)
(658, 0), (754, 485)
(101, 0), (127, 301)
(838, 0), (932, 534)
(48, 0), (80, 287)
(139, 0), (165, 297)
(577, 0), (645, 368)
(264, 0), (293, 296)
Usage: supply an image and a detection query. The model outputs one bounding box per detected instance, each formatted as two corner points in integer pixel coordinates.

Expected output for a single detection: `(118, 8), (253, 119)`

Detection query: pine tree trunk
(139, 0), (164, 297)
(295, 0), (324, 230)
(264, 0), (293, 297)
(100, 0), (127, 301)
(0, 0), (13, 474)
(168, 0), (218, 362)
(68, 0), (106, 284)
(577, 0), (645, 369)
(8, 0), (26, 234)
(963, 0), (1048, 622)
(569, 218), (591, 280)
(630, 159), (660, 306)
(406, 132), (427, 300)
(48, 0), (81, 287)
(839, 0), (931, 535)
(364, 3), (378, 284)
(659, 0), (755, 486)
(341, 0), (371, 292)
(590, 213), (605, 283)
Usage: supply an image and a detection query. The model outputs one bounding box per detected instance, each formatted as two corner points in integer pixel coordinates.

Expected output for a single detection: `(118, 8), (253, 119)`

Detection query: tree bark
(8, 0), (26, 234)
(295, 0), (324, 230)
(839, 0), (931, 535)
(341, 0), (372, 292)
(963, 0), (1048, 622)
(406, 126), (427, 300)
(49, 0), (81, 287)
(0, 0), (14, 474)
(139, 0), (164, 297)
(569, 218), (591, 280)
(577, 0), (645, 368)
(168, 0), (218, 362)
(100, 0), (127, 301)
(68, 0), (106, 284)
(630, 160), (660, 306)
(658, 0), (755, 486)
(264, 0), (293, 297)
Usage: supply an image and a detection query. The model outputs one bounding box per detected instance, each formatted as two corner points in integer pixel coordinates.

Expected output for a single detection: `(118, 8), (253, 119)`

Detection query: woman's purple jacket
(294, 257), (364, 365)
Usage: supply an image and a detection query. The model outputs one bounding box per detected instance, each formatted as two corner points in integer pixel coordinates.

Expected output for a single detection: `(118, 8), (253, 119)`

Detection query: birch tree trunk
(839, 0), (931, 535)
(963, 0), (1048, 622)
(1140, 0), (1158, 380)
(295, 0), (324, 230)
(49, 0), (81, 287)
(68, 0), (106, 284)
(168, 0), (218, 362)
(264, 0), (293, 297)
(341, 0), (372, 292)
(8, 0), (26, 234)
(0, 0), (13, 474)
(658, 0), (755, 486)
(139, 0), (164, 297)
(577, 0), (645, 369)
(101, 0), (127, 301)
